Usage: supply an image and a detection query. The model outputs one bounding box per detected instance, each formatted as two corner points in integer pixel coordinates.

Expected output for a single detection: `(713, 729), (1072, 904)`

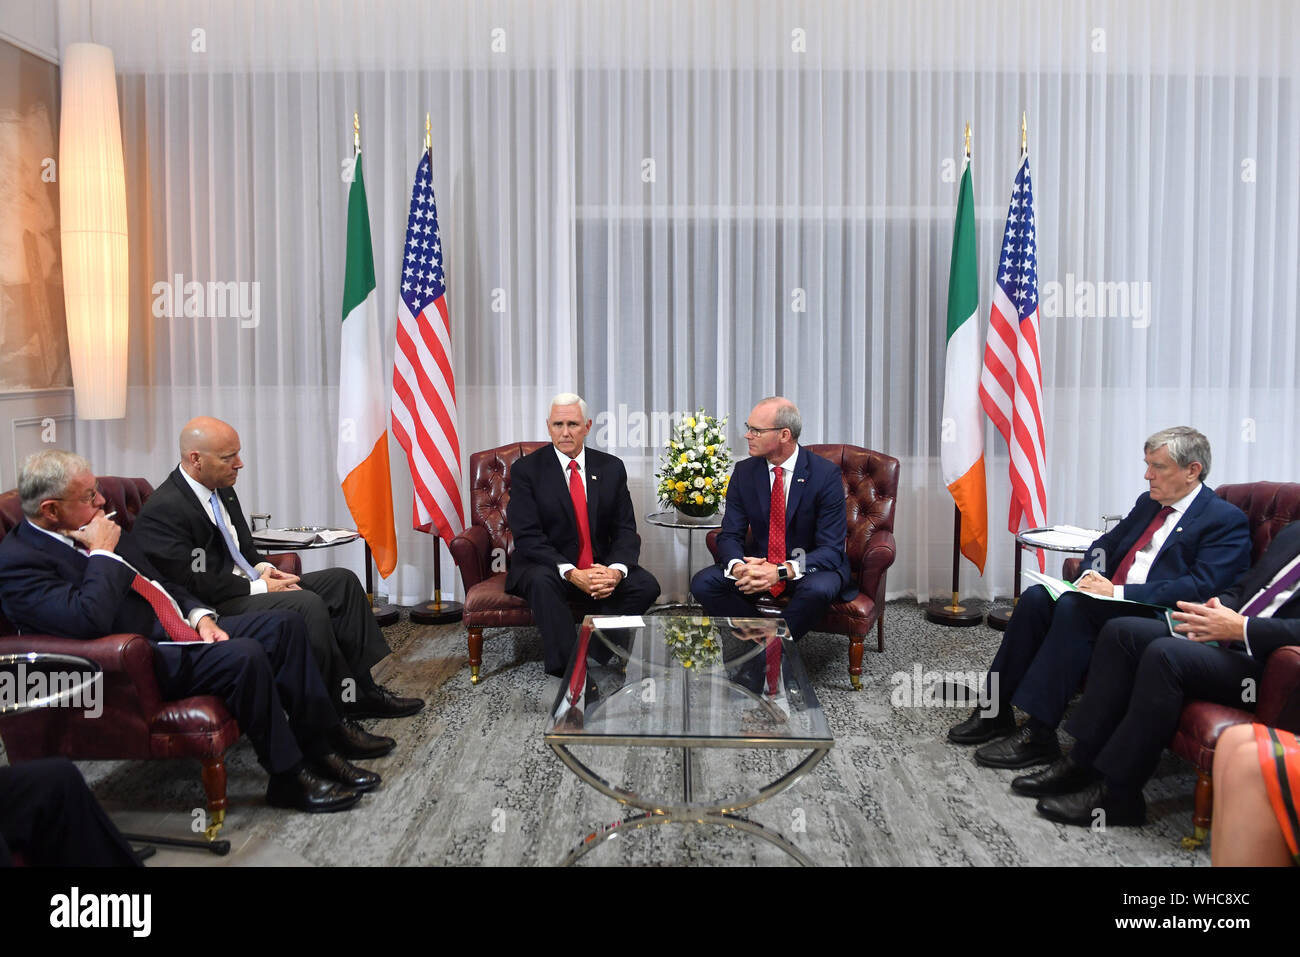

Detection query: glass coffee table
(544, 614), (833, 866)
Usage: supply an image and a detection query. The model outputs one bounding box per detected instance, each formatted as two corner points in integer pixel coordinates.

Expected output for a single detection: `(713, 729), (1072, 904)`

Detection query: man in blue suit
(948, 426), (1252, 769)
(691, 397), (855, 640)
(0, 450), (378, 813)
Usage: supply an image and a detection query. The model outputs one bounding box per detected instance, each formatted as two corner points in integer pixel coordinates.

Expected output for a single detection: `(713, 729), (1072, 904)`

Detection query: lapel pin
(1176, 526), (1183, 533)
(796, 478), (806, 484)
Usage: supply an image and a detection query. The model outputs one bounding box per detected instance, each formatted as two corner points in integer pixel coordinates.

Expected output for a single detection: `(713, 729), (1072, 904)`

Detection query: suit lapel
(547, 451), (579, 530)
(18, 521), (87, 574)
(170, 468), (217, 527)
(783, 447), (810, 528)
(1150, 485), (1209, 567)
(755, 458), (772, 529)
(584, 451), (599, 547)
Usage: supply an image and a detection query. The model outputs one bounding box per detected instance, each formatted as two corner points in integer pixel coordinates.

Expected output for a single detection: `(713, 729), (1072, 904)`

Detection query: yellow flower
(675, 481), (687, 492)
(694, 492), (705, 504)
(686, 416), (696, 428)
(706, 445), (715, 455)
(679, 452), (689, 464)
(704, 477), (713, 488)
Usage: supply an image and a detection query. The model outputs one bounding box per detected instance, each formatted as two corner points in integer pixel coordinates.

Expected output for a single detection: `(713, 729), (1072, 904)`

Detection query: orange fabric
(1253, 723), (1300, 864)
(341, 435), (398, 578)
(946, 454), (988, 573)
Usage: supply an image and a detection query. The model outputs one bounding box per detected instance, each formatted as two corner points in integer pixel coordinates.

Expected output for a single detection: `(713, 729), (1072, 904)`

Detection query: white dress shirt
(1113, 483), (1203, 600)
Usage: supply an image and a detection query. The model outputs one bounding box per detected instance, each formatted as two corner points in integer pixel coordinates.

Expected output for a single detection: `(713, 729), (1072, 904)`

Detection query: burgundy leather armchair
(1063, 481), (1300, 846)
(448, 442), (551, 685)
(0, 475), (301, 838)
(704, 444), (900, 690)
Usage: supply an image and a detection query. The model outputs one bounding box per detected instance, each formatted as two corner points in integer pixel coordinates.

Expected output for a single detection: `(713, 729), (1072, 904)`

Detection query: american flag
(391, 151), (465, 544)
(979, 152), (1047, 563)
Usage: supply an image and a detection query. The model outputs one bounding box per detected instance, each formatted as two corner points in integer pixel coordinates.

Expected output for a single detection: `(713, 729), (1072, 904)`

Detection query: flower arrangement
(655, 409), (733, 518)
(662, 617), (722, 670)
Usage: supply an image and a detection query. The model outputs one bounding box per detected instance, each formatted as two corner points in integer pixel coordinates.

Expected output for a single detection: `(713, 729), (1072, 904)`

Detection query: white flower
(694, 477), (705, 488)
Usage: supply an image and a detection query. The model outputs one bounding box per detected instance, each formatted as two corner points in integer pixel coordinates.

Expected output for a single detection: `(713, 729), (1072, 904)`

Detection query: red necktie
(568, 461), (594, 570)
(768, 466), (786, 596)
(1111, 506), (1174, 586)
(130, 574), (201, 642)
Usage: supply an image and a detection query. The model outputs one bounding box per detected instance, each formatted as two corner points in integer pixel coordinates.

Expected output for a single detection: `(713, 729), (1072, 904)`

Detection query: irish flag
(940, 151), (988, 573)
(337, 151), (398, 577)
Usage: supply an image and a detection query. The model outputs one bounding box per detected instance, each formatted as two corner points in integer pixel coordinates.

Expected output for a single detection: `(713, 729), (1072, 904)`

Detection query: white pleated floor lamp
(59, 42), (128, 420)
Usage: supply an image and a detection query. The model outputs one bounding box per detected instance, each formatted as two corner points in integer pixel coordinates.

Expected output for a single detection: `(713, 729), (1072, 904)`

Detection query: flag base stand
(986, 605), (1014, 631)
(924, 600), (983, 627)
(368, 597), (400, 627)
(410, 600), (464, 625)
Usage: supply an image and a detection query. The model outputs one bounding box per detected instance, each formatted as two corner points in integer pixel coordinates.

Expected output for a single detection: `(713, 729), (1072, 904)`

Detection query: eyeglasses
(743, 423), (783, 436)
(59, 483), (104, 506)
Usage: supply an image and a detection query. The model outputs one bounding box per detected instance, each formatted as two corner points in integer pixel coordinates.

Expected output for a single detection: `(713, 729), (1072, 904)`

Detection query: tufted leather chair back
(805, 444), (900, 583)
(1214, 482), (1300, 563)
(0, 477), (154, 635)
(467, 442), (550, 556)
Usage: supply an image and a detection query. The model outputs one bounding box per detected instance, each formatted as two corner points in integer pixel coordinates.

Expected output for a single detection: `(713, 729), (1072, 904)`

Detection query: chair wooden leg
(468, 626), (483, 685)
(200, 757), (228, 840)
(876, 611), (885, 653)
(849, 634), (864, 691)
(1182, 769), (1213, 850)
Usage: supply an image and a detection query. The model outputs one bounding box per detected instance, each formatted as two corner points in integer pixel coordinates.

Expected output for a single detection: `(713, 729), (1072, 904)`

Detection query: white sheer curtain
(60, 0), (1300, 604)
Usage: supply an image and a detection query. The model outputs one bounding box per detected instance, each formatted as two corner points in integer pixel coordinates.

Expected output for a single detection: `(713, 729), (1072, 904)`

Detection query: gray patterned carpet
(67, 600), (1209, 867)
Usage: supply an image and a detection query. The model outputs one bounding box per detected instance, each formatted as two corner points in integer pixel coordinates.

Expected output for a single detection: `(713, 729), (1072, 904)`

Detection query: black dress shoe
(345, 684), (425, 719)
(1036, 781), (1146, 827)
(307, 752), (381, 792)
(974, 724), (1061, 769)
(266, 767), (363, 813)
(331, 718), (396, 759)
(1011, 755), (1101, 796)
(947, 706), (1015, 745)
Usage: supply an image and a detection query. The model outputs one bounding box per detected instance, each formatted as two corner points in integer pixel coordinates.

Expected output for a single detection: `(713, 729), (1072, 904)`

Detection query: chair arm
(264, 552), (302, 575)
(1255, 645), (1300, 732)
(857, 528), (897, 597)
(1062, 557), (1082, 581)
(0, 632), (166, 715)
(449, 526), (492, 590)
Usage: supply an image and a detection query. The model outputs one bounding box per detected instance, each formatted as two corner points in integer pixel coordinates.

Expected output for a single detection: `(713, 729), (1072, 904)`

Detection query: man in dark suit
(0, 450), (378, 812)
(690, 397), (855, 641)
(0, 758), (141, 866)
(1017, 520), (1300, 827)
(948, 426), (1252, 769)
(132, 416), (421, 721)
(505, 393), (661, 677)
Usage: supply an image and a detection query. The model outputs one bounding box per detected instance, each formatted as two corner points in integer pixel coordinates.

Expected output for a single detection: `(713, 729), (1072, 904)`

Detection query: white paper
(591, 616), (645, 629)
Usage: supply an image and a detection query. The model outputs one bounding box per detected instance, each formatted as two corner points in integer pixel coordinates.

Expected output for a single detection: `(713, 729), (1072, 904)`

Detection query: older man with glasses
(690, 396), (855, 641)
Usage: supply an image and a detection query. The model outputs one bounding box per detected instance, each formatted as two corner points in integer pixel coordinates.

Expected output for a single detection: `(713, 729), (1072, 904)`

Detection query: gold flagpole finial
(1021, 111), (1027, 154)
(964, 122), (971, 159)
(353, 112), (360, 154)
(425, 113), (432, 154)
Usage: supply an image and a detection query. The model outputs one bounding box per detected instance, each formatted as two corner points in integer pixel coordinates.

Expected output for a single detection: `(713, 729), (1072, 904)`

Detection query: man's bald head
(179, 417), (244, 489)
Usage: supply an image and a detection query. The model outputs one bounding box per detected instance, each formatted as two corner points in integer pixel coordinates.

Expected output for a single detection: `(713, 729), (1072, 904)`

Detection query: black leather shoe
(266, 767), (363, 813)
(307, 752), (381, 792)
(1036, 781), (1146, 827)
(947, 706), (1015, 745)
(974, 724), (1061, 769)
(1011, 755), (1101, 796)
(345, 684), (425, 719)
(331, 718), (396, 759)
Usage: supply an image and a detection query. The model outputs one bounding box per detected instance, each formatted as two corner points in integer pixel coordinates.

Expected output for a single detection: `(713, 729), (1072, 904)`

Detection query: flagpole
(345, 110), (401, 627)
(409, 110), (465, 627)
(927, 122), (982, 628)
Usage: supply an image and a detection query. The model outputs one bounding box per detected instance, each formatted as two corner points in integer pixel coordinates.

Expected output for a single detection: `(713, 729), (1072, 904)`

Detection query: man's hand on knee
(260, 567), (302, 592)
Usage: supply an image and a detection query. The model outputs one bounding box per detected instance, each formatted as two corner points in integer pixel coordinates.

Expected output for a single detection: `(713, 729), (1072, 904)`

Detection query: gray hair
(18, 450), (94, 518)
(548, 392), (590, 421)
(1145, 426), (1211, 482)
(760, 396), (803, 441)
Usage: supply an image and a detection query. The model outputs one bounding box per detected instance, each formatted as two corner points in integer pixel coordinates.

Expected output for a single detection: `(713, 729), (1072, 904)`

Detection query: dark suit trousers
(0, 758), (140, 867)
(153, 610), (337, 774)
(1064, 617), (1262, 790)
(213, 567), (391, 707)
(690, 566), (840, 640)
(509, 565), (661, 676)
(986, 585), (1163, 727)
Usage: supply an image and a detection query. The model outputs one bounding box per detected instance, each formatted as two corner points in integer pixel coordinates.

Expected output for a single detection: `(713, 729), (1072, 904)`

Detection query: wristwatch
(776, 563), (790, 581)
